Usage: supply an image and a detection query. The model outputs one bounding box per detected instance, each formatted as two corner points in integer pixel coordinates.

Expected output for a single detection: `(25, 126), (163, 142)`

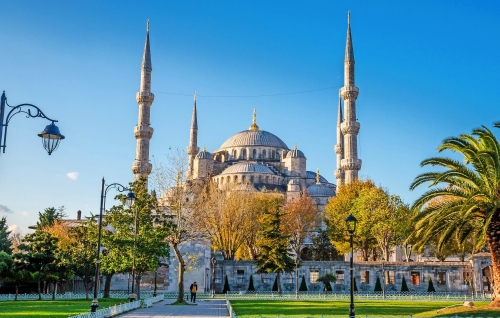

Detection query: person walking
(189, 281), (198, 303)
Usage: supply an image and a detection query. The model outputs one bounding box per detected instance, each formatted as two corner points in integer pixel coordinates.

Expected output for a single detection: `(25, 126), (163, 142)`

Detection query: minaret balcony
(340, 86), (359, 100)
(334, 169), (344, 180)
(334, 144), (343, 154)
(132, 161), (152, 175)
(340, 121), (360, 135)
(187, 146), (200, 155)
(341, 158), (362, 171)
(136, 91), (155, 104)
(134, 126), (154, 139)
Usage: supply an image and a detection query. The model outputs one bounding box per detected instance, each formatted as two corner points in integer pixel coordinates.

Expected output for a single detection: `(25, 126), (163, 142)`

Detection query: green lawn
(0, 298), (126, 318)
(230, 300), (499, 317)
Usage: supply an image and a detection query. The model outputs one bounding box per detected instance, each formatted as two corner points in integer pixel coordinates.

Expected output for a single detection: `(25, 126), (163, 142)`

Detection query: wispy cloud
(0, 205), (13, 214)
(66, 172), (79, 180)
(21, 211), (28, 216)
(8, 224), (22, 235)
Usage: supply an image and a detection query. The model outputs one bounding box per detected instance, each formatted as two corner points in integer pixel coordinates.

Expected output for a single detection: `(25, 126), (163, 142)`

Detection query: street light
(130, 201), (139, 303)
(91, 178), (135, 312)
(0, 91), (64, 155)
(381, 258), (386, 299)
(345, 214), (357, 318)
(211, 257), (216, 298)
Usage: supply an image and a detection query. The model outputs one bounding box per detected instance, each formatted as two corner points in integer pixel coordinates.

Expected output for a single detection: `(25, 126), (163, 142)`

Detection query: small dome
(306, 171), (328, 183)
(286, 148), (305, 158)
(307, 184), (335, 197)
(196, 149), (212, 159)
(221, 162), (274, 175)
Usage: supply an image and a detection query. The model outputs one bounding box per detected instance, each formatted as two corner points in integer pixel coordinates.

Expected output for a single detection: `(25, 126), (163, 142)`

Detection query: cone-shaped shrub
(374, 277), (383, 292)
(353, 277), (358, 292)
(272, 276), (278, 291)
(427, 277), (436, 292)
(325, 281), (333, 291)
(247, 275), (255, 291)
(299, 276), (308, 291)
(223, 275), (230, 293)
(401, 276), (409, 292)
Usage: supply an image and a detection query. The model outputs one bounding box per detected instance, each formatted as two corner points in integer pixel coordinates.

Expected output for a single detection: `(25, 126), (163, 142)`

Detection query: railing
(144, 294), (164, 307)
(68, 299), (142, 318)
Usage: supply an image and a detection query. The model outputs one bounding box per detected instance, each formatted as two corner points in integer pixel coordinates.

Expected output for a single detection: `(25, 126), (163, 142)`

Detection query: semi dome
(307, 184), (335, 197)
(286, 148), (305, 158)
(196, 149), (212, 159)
(306, 171), (328, 183)
(221, 162), (275, 175)
(216, 130), (289, 150)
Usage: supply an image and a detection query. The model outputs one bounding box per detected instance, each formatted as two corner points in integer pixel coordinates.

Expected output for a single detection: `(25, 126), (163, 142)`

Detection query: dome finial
(294, 143), (297, 150)
(249, 108), (259, 131)
(348, 11), (350, 25)
(316, 169), (320, 184)
(194, 90), (196, 102)
(147, 19), (150, 32)
(203, 145), (206, 152)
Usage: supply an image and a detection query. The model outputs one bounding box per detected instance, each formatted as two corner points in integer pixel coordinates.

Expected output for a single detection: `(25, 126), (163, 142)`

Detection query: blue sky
(1, 1), (499, 235)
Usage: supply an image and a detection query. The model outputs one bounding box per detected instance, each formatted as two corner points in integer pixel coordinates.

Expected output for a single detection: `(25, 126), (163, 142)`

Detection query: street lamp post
(469, 258), (477, 300)
(0, 91), (64, 155)
(130, 205), (139, 302)
(381, 258), (386, 299)
(345, 214), (357, 318)
(91, 178), (136, 313)
(211, 257), (216, 298)
(295, 258), (299, 300)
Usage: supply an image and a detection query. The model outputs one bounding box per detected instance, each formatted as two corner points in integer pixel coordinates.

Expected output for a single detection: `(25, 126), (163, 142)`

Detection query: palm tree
(409, 123), (500, 307)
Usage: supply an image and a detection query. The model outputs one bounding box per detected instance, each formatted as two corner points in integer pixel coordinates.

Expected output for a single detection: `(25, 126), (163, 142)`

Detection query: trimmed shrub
(272, 276), (278, 292)
(374, 277), (383, 292)
(247, 274), (255, 291)
(299, 276), (308, 291)
(401, 276), (409, 292)
(223, 275), (230, 293)
(325, 281), (333, 291)
(353, 277), (358, 292)
(427, 277), (436, 292)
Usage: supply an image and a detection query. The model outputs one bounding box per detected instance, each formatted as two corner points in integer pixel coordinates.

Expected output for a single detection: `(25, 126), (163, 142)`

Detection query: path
(118, 299), (230, 318)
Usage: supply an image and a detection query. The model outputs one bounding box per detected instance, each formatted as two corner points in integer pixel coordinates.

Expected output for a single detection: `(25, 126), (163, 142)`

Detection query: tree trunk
(486, 208), (500, 307)
(103, 273), (113, 298)
(83, 278), (90, 300)
(52, 282), (57, 300)
(276, 272), (281, 294)
(15, 285), (19, 301)
(136, 274), (141, 300)
(37, 276), (42, 300)
(173, 243), (185, 302)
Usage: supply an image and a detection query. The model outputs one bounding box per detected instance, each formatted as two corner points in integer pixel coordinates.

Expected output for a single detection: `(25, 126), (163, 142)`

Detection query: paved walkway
(117, 299), (230, 318)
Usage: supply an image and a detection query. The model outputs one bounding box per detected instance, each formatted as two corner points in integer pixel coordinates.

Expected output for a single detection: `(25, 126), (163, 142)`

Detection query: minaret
(132, 20), (155, 181)
(340, 12), (362, 184)
(186, 91), (199, 180)
(334, 95), (344, 186)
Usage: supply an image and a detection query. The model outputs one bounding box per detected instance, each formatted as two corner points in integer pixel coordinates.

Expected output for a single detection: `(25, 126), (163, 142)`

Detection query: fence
(67, 295), (164, 318)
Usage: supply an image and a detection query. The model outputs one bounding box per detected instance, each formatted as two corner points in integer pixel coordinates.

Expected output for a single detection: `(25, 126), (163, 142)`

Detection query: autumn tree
(281, 191), (319, 260)
(0, 217), (12, 254)
(310, 229), (341, 261)
(255, 198), (295, 294)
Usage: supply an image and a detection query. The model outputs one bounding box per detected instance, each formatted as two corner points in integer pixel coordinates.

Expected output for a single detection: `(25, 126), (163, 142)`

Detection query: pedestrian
(190, 281), (198, 302)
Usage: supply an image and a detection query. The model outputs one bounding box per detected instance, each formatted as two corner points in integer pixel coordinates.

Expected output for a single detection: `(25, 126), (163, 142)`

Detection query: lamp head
(125, 191), (137, 208)
(37, 122), (65, 155)
(345, 213), (357, 234)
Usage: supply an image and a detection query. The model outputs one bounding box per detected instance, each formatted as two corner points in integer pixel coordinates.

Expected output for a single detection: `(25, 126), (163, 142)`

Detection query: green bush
(223, 275), (230, 293)
(247, 274), (255, 291)
(353, 277), (358, 292)
(299, 276), (308, 291)
(427, 277), (436, 292)
(325, 281), (332, 291)
(401, 276), (409, 292)
(374, 277), (382, 292)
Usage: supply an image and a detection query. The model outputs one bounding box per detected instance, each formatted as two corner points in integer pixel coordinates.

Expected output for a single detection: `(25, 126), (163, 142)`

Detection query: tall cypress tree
(427, 277), (436, 292)
(353, 277), (358, 292)
(401, 276), (409, 292)
(272, 276), (278, 291)
(255, 198), (295, 294)
(223, 275), (230, 293)
(374, 277), (383, 292)
(299, 276), (308, 291)
(0, 217), (12, 255)
(247, 274), (255, 291)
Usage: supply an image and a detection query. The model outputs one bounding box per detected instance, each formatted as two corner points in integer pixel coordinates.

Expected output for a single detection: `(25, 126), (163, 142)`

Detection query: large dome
(216, 130), (289, 150)
(221, 162), (275, 175)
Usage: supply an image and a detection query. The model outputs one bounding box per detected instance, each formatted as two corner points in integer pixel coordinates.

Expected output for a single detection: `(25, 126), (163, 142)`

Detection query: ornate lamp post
(211, 257), (216, 298)
(0, 91), (64, 155)
(91, 179), (136, 312)
(345, 214), (357, 318)
(130, 203), (139, 303)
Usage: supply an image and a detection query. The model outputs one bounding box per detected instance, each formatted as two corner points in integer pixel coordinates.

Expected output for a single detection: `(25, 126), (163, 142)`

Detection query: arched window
(273, 177), (276, 183)
(242, 175), (246, 183)
(242, 149), (247, 159)
(253, 149), (257, 159)
(232, 149), (237, 159)
(234, 175), (238, 183)
(262, 149), (266, 158)
(258, 175), (263, 183)
(272, 150), (276, 159)
(265, 176), (269, 183)
(250, 176), (254, 183)
(227, 176), (230, 183)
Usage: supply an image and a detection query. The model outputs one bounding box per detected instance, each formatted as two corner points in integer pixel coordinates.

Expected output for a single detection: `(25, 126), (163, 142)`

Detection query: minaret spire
(334, 95), (345, 186)
(132, 20), (155, 181)
(187, 90), (200, 180)
(340, 12), (362, 184)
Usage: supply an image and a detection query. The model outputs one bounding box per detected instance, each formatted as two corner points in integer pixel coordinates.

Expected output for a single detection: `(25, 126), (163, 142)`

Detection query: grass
(230, 300), (500, 317)
(0, 298), (126, 318)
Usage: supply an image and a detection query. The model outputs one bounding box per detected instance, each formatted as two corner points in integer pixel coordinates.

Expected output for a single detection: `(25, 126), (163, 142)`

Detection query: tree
(409, 124), (500, 306)
(37, 207), (66, 228)
(0, 251), (13, 278)
(4, 254), (35, 301)
(223, 275), (230, 293)
(299, 276), (308, 291)
(427, 277), (436, 292)
(9, 233), (23, 254)
(247, 274), (255, 291)
(316, 273), (336, 293)
(310, 229), (341, 261)
(255, 198), (295, 294)
(272, 276), (278, 292)
(353, 277), (358, 292)
(401, 276), (409, 292)
(102, 179), (170, 301)
(374, 277), (382, 292)
(281, 192), (319, 260)
(0, 217), (12, 254)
